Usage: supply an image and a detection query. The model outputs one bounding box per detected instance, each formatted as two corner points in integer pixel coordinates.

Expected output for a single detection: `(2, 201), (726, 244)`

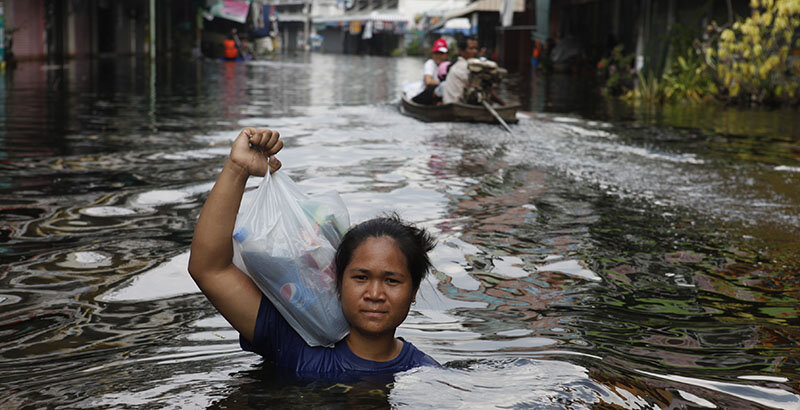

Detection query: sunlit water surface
(1, 54), (799, 409)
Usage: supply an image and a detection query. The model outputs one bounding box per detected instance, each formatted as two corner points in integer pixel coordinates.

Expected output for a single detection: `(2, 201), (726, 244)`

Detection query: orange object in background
(223, 39), (238, 59)
(532, 39), (542, 59)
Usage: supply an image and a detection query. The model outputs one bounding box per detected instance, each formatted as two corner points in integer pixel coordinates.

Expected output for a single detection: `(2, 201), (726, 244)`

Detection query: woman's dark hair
(335, 213), (436, 291)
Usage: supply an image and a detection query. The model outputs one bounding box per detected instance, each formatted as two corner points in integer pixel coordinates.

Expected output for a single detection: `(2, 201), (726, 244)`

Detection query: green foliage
(701, 0), (800, 104)
(390, 48), (405, 57)
(662, 55), (719, 101)
(598, 45), (636, 96)
(406, 36), (424, 56)
(604, 0), (799, 106)
(631, 71), (666, 103)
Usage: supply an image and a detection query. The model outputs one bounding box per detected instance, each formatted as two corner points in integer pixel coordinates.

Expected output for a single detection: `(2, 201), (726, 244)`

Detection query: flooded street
(1, 54), (799, 408)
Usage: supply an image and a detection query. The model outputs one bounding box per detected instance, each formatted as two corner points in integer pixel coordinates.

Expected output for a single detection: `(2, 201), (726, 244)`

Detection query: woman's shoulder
(400, 338), (440, 367)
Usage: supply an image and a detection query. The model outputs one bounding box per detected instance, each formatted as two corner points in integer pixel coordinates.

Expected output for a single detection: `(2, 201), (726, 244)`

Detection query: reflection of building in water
(307, 53), (417, 105)
(433, 158), (594, 332)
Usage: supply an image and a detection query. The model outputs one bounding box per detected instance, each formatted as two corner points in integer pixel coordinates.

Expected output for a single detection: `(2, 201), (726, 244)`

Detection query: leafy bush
(406, 36), (424, 56)
(598, 45), (636, 96)
(702, 0), (800, 104)
(631, 71), (666, 103)
(662, 55), (719, 101)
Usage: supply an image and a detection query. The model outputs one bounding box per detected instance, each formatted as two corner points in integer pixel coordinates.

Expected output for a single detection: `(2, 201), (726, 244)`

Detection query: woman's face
(433, 51), (448, 64)
(340, 236), (415, 339)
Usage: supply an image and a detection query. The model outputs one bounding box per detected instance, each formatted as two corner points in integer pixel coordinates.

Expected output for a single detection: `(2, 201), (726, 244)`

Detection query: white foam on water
(737, 375), (789, 382)
(559, 123), (614, 139)
(497, 329), (533, 337)
(431, 236), (483, 291)
(608, 144), (705, 164)
(774, 165), (800, 173)
(80, 206), (136, 217)
(57, 251), (112, 269)
(537, 260), (602, 282)
(492, 256), (531, 278)
(391, 359), (651, 409)
(637, 369), (800, 409)
(131, 190), (193, 207)
(677, 391), (717, 408)
(97, 252), (200, 302)
(552, 116), (582, 123)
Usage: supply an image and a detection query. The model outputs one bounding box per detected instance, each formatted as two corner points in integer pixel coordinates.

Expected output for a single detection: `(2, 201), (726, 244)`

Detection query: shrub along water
(702, 0), (800, 104)
(602, 0), (800, 106)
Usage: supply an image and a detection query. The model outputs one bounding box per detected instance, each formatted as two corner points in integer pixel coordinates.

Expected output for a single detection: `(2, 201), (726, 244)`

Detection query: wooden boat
(400, 94), (519, 124)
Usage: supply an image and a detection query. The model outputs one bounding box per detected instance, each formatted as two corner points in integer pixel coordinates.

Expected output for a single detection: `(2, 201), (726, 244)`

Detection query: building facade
(270, 0), (312, 52)
(3, 0), (201, 62)
(311, 0), (468, 55)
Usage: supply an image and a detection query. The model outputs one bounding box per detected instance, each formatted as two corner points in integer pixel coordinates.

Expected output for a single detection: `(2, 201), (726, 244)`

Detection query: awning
(435, 0), (524, 28)
(210, 0), (251, 24)
(277, 13), (307, 23)
(444, 17), (471, 30)
(312, 13), (409, 24)
(432, 17), (475, 35)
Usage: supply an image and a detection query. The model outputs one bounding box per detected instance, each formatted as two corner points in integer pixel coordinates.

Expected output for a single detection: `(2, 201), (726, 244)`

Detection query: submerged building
(2, 0), (204, 62)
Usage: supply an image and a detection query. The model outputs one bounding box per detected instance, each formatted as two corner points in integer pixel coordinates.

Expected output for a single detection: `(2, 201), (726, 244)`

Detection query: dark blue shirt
(240, 296), (439, 379)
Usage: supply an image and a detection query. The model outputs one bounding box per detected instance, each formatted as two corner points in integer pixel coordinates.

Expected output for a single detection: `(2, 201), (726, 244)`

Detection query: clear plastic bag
(232, 169), (350, 347)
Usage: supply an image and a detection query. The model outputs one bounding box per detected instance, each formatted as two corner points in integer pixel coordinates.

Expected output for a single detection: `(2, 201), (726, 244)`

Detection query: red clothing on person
(223, 40), (238, 59)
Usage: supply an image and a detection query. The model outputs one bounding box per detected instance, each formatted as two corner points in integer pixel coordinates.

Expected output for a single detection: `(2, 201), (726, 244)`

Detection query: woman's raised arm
(188, 128), (283, 342)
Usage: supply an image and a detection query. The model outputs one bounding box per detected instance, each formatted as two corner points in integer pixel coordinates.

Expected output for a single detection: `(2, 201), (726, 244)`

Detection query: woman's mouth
(361, 310), (387, 318)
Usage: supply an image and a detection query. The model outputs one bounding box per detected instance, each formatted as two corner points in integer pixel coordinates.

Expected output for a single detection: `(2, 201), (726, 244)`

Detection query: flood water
(1, 54), (799, 409)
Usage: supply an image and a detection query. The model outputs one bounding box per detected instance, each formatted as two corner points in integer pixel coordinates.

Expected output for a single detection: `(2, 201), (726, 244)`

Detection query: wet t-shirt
(240, 295), (439, 379)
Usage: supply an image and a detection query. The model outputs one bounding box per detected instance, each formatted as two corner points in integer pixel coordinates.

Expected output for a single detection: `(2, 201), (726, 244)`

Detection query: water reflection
(1, 56), (799, 408)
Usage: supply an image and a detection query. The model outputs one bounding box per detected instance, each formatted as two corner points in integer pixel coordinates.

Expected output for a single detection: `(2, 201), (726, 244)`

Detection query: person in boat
(188, 128), (439, 379)
(409, 38), (450, 105)
(442, 37), (479, 104)
(443, 37), (506, 106)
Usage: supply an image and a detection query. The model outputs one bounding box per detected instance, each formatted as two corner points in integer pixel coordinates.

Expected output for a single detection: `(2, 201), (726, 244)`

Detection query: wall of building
(68, 0), (95, 58)
(5, 0), (200, 62)
(319, 27), (345, 53)
(6, 0), (46, 61)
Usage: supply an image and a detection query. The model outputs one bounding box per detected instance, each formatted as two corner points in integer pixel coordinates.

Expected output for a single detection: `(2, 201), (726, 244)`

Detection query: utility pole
(0, 2), (5, 71)
(150, 0), (156, 60)
(149, 0), (157, 134)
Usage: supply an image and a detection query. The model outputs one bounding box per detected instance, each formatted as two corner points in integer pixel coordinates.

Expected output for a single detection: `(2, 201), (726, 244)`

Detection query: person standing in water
(188, 128), (439, 378)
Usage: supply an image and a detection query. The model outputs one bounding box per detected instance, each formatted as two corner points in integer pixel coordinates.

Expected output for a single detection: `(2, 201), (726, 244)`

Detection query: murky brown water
(1, 54), (799, 409)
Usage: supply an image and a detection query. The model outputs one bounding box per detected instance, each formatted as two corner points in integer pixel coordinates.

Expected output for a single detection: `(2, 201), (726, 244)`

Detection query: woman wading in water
(188, 128), (438, 377)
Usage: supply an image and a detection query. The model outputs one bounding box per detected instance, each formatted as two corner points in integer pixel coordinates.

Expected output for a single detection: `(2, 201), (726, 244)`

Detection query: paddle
(482, 101), (513, 134)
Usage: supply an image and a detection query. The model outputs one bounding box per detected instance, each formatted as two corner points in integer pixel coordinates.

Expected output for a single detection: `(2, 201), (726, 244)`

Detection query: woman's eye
(386, 278), (400, 284)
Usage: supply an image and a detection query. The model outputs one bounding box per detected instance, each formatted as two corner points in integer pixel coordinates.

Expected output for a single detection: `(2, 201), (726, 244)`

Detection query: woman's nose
(364, 280), (385, 300)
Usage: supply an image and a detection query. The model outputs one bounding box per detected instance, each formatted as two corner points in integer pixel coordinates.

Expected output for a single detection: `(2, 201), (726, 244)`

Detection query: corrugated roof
(442, 0), (524, 21)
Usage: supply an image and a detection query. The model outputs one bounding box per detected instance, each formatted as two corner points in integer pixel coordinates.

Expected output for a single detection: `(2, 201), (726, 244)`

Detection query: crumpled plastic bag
(232, 168), (350, 347)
